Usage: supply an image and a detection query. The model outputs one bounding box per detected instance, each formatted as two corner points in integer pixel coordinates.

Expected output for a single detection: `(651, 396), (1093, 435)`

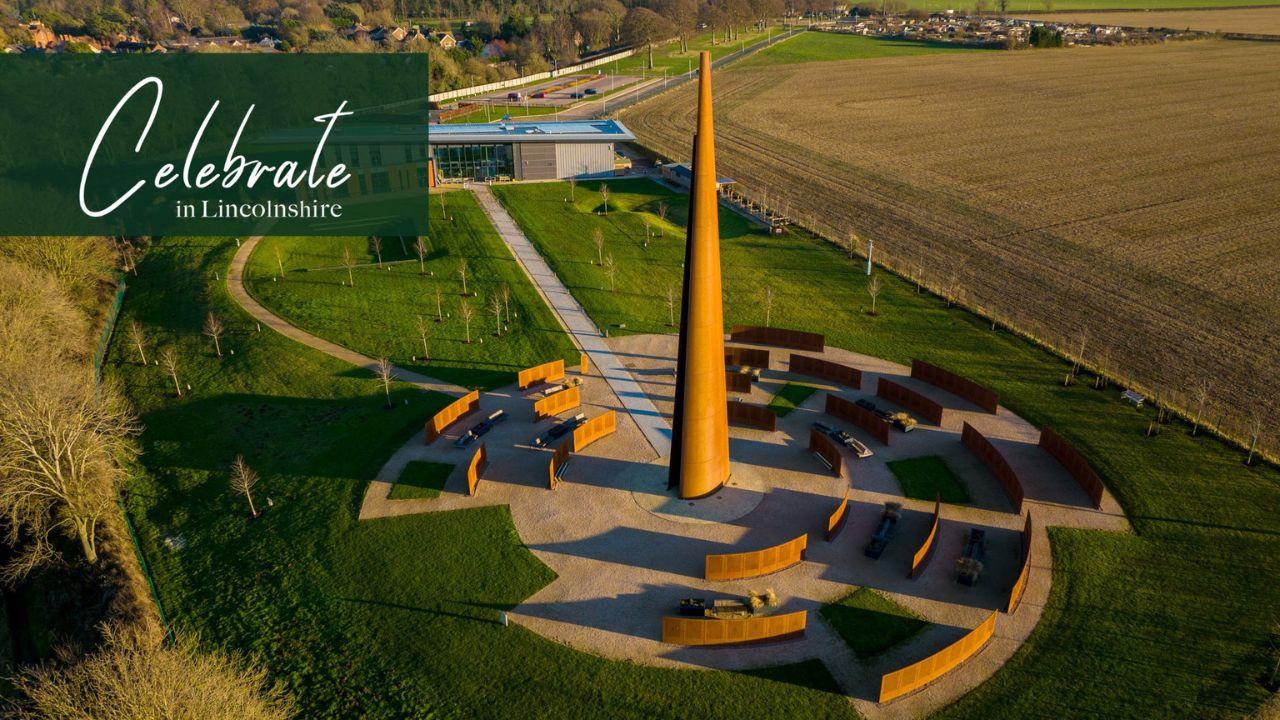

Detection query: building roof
(665, 162), (734, 186)
(428, 119), (635, 145)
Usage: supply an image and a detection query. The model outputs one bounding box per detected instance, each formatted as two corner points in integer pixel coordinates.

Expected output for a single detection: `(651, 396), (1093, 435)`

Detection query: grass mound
(887, 456), (971, 504)
(821, 588), (928, 658)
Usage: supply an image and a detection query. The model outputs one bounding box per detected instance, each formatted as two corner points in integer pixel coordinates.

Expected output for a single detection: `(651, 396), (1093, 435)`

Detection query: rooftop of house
(427, 119), (636, 144)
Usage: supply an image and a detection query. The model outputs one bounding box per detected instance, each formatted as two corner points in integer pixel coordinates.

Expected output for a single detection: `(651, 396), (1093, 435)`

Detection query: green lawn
(603, 25), (785, 78)
(887, 456), (971, 504)
(493, 177), (1280, 719)
(742, 32), (985, 67)
(444, 103), (561, 124)
(111, 237), (856, 719)
(769, 382), (819, 417)
(388, 460), (454, 500)
(821, 588), (928, 658)
(243, 189), (578, 391)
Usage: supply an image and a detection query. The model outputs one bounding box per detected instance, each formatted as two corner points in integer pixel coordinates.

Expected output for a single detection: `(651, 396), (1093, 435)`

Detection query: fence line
(429, 45), (641, 103)
(91, 270), (179, 646)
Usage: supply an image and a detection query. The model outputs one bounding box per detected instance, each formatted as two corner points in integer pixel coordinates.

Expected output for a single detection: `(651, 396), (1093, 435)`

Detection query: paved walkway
(471, 184), (672, 456)
(227, 238), (468, 397)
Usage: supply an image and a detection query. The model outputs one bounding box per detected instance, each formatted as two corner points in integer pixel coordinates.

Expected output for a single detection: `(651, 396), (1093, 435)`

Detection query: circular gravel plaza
(361, 332), (1129, 718)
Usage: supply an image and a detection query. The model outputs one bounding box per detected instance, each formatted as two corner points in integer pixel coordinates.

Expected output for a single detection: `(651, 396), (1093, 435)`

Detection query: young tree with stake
(160, 346), (182, 397)
(457, 258), (470, 296)
(229, 455), (260, 517)
(128, 318), (147, 365)
(1192, 378), (1213, 436)
(603, 253), (617, 292)
(867, 273), (882, 315)
(203, 312), (225, 358)
(499, 284), (512, 323)
(415, 314), (430, 362)
(598, 183), (610, 216)
(341, 245), (356, 287)
(414, 237), (429, 275)
(273, 246), (285, 279)
(371, 237), (383, 268)
(374, 357), (396, 408)
(490, 293), (504, 336)
(592, 227), (605, 266)
(434, 285), (444, 321)
(656, 201), (668, 236)
(666, 284), (678, 327)
(568, 176), (577, 203)
(459, 299), (475, 343)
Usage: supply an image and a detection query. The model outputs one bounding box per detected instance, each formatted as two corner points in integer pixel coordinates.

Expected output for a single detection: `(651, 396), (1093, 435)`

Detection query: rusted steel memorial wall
(725, 345), (770, 369)
(729, 325), (825, 352)
(705, 534), (808, 581)
(960, 422), (1025, 513)
(726, 370), (752, 393)
(825, 393), (891, 445)
(571, 411), (617, 452)
(727, 400), (776, 431)
(466, 443), (488, 496)
(878, 611), (999, 703)
(1006, 512), (1034, 613)
(826, 490), (851, 541)
(424, 390), (480, 444)
(533, 385), (581, 421)
(877, 378), (946, 425)
(910, 496), (941, 579)
(662, 610), (807, 646)
(547, 442), (570, 489)
(790, 353), (862, 389)
(1039, 427), (1104, 508)
(518, 359), (565, 390)
(808, 426), (843, 477)
(911, 359), (999, 414)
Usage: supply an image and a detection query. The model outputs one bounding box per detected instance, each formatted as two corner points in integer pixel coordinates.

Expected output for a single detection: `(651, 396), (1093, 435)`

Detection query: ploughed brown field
(1031, 7), (1280, 35)
(621, 39), (1280, 433)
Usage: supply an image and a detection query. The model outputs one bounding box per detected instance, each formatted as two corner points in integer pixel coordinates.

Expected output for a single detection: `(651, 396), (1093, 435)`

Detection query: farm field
(740, 31), (985, 67)
(493, 177), (1280, 719)
(620, 38), (1280, 448)
(111, 238), (856, 720)
(1031, 6), (1280, 33)
(243, 190), (578, 390)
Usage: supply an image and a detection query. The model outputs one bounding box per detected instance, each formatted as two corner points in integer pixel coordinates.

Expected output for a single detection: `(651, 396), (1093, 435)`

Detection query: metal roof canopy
(428, 119), (636, 144)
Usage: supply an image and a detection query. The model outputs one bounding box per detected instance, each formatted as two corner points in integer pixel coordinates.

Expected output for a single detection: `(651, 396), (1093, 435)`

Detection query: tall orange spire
(668, 51), (730, 499)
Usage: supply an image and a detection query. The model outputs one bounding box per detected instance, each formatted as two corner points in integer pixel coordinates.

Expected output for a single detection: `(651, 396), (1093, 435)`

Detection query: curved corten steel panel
(533, 385), (581, 422)
(725, 370), (752, 393)
(911, 359), (999, 414)
(668, 51), (730, 500)
(1039, 427), (1104, 508)
(909, 495), (941, 579)
(808, 426), (842, 477)
(790, 354), (861, 389)
(825, 393), (890, 446)
(1006, 512), (1033, 613)
(878, 611), (998, 703)
(547, 442), (570, 490)
(424, 390), (480, 444)
(661, 610), (807, 646)
(729, 325), (824, 352)
(466, 443), (488, 496)
(724, 346), (770, 369)
(727, 400), (776, 431)
(518, 359), (566, 390)
(826, 490), (851, 541)
(705, 534), (808, 581)
(876, 377), (945, 426)
(571, 411), (617, 453)
(961, 422), (1024, 513)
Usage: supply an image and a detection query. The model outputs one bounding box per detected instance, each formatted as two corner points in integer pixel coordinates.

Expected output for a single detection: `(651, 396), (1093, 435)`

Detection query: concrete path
(227, 237), (468, 397)
(471, 184), (673, 456)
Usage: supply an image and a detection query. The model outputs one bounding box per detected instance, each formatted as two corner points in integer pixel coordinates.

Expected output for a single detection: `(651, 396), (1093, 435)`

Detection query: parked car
(956, 528), (987, 586)
(531, 91), (546, 99)
(863, 502), (903, 559)
(454, 410), (507, 449)
(507, 91), (522, 101)
(534, 412), (587, 448)
(812, 421), (873, 458)
(584, 87), (598, 95)
(568, 92), (585, 99)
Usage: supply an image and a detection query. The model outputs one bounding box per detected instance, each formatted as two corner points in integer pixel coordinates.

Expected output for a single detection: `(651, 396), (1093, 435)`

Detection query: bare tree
(1070, 325), (1090, 380)
(568, 176), (577, 203)
(867, 273), (882, 315)
(845, 232), (857, 259)
(0, 375), (137, 579)
(603, 253), (617, 292)
(656, 201), (668, 236)
(8, 623), (294, 720)
(439, 190), (448, 220)
(499, 284), (512, 324)
(160, 347), (182, 397)
(489, 293), (504, 336)
(1192, 379), (1213, 436)
(341, 245), (356, 287)
(434, 285), (444, 322)
(370, 237), (383, 268)
(273, 246), (285, 279)
(666, 284), (678, 327)
(374, 357), (396, 408)
(229, 455), (260, 517)
(598, 183), (610, 216)
(642, 220), (651, 249)
(1245, 404), (1268, 466)
(592, 228), (605, 266)
(202, 312), (225, 358)
(762, 286), (775, 326)
(458, 299), (475, 343)
(414, 314), (430, 362)
(414, 237), (429, 275)
(127, 318), (147, 365)
(457, 258), (470, 296)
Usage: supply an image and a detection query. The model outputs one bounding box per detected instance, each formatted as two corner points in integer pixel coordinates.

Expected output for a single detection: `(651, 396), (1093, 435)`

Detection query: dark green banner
(0, 53), (430, 236)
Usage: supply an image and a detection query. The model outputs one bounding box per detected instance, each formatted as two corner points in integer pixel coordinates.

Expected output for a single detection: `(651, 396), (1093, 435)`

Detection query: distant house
(26, 21), (56, 49)
(371, 26), (407, 43)
(432, 31), (456, 49)
(114, 40), (167, 53)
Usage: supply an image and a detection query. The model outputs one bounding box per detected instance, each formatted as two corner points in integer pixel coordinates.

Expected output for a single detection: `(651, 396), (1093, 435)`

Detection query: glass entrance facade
(431, 143), (515, 181)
